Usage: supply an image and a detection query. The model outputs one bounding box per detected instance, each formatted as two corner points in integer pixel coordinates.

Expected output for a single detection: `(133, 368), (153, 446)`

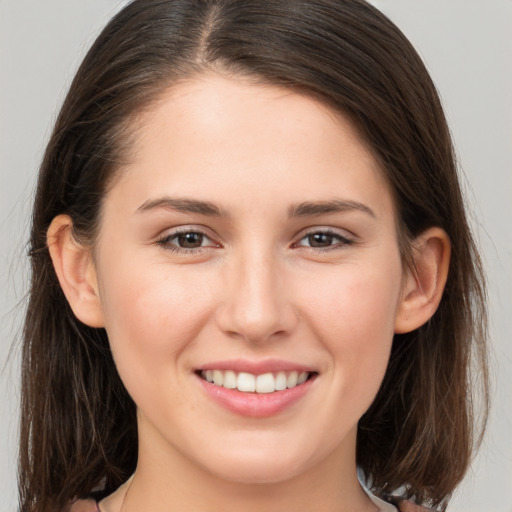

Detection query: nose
(215, 250), (298, 344)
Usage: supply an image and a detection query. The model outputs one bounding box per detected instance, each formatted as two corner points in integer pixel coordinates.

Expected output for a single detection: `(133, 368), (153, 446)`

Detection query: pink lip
(198, 358), (316, 374)
(195, 359), (317, 418)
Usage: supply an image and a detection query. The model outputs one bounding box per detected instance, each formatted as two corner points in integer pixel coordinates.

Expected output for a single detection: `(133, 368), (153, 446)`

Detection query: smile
(196, 362), (318, 417)
(200, 370), (311, 394)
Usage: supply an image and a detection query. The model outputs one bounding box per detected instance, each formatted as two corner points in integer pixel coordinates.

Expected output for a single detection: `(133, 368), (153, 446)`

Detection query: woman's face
(93, 74), (406, 484)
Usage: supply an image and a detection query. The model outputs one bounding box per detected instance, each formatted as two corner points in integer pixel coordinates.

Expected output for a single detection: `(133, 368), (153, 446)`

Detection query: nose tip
(215, 260), (298, 344)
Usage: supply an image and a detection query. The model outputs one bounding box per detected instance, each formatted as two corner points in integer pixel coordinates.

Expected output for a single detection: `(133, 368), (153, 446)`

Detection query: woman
(19, 1), (488, 511)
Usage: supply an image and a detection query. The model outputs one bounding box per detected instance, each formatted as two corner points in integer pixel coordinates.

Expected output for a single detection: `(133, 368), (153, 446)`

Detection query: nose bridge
(217, 243), (296, 343)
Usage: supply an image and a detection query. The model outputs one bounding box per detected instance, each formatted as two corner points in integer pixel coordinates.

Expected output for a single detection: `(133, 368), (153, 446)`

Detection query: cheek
(307, 259), (401, 334)
(303, 261), (402, 401)
(97, 260), (214, 386)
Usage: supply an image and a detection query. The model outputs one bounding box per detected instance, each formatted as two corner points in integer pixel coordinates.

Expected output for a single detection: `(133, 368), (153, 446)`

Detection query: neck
(109, 427), (377, 512)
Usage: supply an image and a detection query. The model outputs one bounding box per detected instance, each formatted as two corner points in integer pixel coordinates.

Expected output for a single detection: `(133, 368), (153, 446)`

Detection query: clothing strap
(67, 497), (434, 511)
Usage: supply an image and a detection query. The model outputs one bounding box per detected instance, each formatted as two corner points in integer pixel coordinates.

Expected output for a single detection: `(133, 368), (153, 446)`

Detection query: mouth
(197, 369), (315, 394)
(195, 359), (318, 417)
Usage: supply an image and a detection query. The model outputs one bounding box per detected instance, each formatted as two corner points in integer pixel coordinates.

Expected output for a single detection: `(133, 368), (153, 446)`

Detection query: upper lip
(197, 358), (317, 375)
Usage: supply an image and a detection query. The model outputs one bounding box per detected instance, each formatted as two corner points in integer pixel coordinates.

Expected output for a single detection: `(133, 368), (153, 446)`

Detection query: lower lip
(196, 374), (316, 418)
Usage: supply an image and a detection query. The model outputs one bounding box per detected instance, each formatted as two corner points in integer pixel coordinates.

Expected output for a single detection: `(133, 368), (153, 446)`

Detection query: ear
(47, 214), (105, 328)
(394, 227), (451, 334)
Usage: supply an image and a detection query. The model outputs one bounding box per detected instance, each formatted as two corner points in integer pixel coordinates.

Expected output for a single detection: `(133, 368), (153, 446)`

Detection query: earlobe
(394, 227), (451, 334)
(47, 214), (105, 328)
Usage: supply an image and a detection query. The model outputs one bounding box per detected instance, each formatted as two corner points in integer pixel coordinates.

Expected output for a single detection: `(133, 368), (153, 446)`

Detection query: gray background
(1, 1), (510, 510)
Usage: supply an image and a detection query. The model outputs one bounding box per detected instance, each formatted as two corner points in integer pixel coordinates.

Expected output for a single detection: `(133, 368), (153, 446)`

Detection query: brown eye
(308, 233), (334, 247)
(157, 230), (217, 252)
(295, 230), (353, 251)
(177, 232), (204, 248)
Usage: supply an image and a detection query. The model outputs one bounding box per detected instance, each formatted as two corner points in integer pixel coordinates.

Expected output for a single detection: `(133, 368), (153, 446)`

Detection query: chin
(194, 442), (320, 486)
(211, 462), (305, 486)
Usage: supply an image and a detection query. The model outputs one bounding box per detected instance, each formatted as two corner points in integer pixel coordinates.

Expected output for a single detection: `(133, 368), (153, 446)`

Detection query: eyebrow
(136, 197), (227, 217)
(288, 199), (375, 218)
(135, 196), (375, 219)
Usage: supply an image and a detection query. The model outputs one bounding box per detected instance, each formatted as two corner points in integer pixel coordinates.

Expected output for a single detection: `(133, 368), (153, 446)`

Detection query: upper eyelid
(291, 227), (356, 250)
(293, 226), (355, 240)
(158, 225), (216, 239)
(155, 225), (355, 246)
(156, 226), (220, 248)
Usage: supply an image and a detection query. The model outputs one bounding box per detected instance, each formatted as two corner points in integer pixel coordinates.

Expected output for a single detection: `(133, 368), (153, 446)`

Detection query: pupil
(309, 233), (333, 247)
(178, 232), (203, 248)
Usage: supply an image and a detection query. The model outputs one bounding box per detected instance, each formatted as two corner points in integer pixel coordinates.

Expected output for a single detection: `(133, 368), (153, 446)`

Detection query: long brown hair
(19, 1), (488, 511)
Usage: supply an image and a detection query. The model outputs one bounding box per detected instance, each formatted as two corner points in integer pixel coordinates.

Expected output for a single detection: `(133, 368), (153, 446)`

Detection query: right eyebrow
(288, 199), (376, 219)
(135, 197), (229, 217)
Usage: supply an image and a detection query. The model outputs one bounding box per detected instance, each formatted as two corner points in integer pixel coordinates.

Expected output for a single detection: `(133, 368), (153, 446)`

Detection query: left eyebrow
(288, 199), (375, 218)
(135, 197), (228, 217)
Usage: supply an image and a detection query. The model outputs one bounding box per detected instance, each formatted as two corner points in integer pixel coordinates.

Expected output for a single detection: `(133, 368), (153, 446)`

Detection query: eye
(175, 232), (207, 248)
(157, 229), (219, 252)
(294, 229), (353, 250)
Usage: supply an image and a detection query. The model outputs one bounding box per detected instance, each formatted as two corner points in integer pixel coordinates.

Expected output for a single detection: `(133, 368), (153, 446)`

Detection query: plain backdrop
(1, 1), (511, 511)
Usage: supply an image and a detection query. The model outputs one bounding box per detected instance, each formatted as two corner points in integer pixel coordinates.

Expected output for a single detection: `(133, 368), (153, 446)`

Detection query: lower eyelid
(155, 228), (353, 252)
(156, 229), (220, 251)
(295, 231), (353, 247)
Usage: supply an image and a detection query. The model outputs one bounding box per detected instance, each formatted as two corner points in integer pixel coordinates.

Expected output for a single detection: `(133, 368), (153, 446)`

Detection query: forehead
(109, 72), (394, 219)
(134, 73), (376, 161)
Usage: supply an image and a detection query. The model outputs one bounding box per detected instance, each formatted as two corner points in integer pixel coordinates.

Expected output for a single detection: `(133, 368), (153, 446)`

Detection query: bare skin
(49, 73), (450, 512)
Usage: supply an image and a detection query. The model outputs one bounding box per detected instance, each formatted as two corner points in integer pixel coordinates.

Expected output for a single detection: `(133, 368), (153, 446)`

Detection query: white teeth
(237, 372), (256, 392)
(297, 371), (308, 385)
(287, 371), (298, 388)
(223, 370), (237, 389)
(201, 369), (311, 393)
(213, 369), (224, 386)
(256, 373), (275, 393)
(275, 371), (287, 391)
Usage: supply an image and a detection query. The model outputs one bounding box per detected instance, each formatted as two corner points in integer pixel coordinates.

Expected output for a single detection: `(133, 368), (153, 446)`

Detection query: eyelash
(156, 228), (217, 254)
(155, 228), (354, 254)
(292, 229), (354, 252)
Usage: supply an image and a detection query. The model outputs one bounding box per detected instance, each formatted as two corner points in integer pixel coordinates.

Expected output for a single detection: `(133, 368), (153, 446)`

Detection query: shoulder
(65, 498), (100, 512)
(64, 496), (434, 512)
